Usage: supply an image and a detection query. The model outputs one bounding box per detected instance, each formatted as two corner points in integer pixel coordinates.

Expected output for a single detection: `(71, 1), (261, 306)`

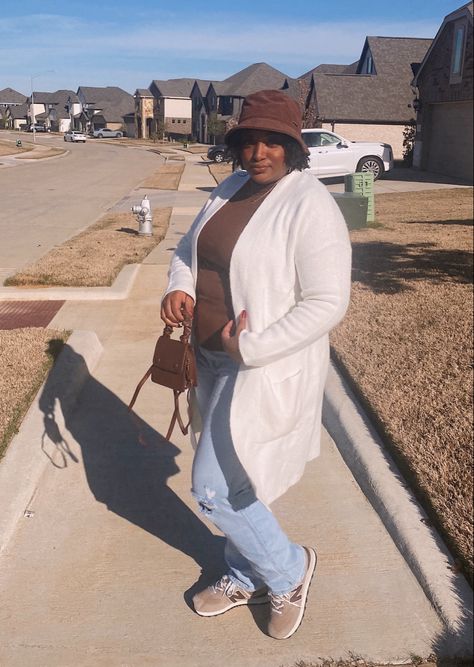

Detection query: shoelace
(270, 592), (301, 615)
(213, 576), (239, 598)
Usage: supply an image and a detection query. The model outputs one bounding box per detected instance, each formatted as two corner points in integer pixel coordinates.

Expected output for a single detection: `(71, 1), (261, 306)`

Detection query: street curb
(0, 263), (139, 301)
(15, 148), (70, 162)
(323, 360), (473, 653)
(0, 330), (103, 555)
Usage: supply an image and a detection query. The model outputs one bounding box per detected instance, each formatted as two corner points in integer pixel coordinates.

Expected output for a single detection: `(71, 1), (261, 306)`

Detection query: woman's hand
(221, 310), (246, 363)
(161, 290), (195, 327)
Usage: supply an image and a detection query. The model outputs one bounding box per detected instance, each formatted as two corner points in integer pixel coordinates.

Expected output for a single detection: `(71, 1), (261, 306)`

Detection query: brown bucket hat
(225, 89), (309, 154)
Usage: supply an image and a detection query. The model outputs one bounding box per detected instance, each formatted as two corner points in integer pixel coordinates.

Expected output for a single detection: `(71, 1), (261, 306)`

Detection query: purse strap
(165, 389), (191, 440)
(128, 319), (194, 442)
(161, 320), (192, 344)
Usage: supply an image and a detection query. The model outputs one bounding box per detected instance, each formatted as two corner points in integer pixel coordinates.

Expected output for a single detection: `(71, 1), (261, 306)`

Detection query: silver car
(92, 128), (124, 138)
(64, 130), (87, 143)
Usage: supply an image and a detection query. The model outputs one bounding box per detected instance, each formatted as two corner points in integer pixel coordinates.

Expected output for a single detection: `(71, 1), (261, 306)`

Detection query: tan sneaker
(193, 575), (269, 617)
(267, 546), (317, 640)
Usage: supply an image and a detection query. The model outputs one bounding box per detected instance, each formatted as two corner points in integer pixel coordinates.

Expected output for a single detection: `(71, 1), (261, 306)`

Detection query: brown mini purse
(128, 321), (197, 440)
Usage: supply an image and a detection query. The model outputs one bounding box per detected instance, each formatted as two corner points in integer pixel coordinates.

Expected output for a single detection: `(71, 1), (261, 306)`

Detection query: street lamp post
(30, 70), (54, 143)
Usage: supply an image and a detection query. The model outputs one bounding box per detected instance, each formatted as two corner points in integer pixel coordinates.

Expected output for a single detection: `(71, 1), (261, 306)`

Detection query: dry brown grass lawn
(208, 162), (232, 184)
(0, 139), (32, 156)
(330, 188), (473, 581)
(5, 209), (171, 288)
(140, 162), (185, 189)
(0, 328), (69, 459)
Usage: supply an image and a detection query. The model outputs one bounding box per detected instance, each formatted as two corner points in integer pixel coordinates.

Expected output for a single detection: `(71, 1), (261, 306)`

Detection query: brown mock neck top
(194, 178), (277, 350)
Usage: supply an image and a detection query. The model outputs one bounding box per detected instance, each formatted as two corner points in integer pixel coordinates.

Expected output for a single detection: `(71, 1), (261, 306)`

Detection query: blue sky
(0, 0), (465, 95)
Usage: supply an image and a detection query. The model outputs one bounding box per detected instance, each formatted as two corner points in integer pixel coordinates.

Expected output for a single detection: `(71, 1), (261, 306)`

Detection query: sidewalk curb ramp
(0, 263), (139, 301)
(0, 330), (103, 555)
(323, 360), (474, 654)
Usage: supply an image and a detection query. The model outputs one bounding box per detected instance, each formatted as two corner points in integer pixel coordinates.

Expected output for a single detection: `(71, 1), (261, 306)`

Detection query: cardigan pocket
(261, 364), (303, 436)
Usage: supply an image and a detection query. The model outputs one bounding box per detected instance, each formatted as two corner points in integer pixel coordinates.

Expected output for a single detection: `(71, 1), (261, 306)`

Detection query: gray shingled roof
(149, 78), (214, 98)
(358, 36), (432, 76)
(135, 88), (152, 96)
(77, 86), (134, 121)
(193, 79), (213, 95)
(150, 79), (196, 97)
(313, 36), (432, 123)
(0, 87), (27, 105)
(300, 62), (359, 79)
(31, 89), (78, 105)
(220, 62), (293, 96)
(8, 103), (28, 119)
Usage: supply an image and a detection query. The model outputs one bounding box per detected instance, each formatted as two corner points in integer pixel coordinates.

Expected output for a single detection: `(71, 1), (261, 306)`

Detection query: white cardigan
(165, 169), (352, 505)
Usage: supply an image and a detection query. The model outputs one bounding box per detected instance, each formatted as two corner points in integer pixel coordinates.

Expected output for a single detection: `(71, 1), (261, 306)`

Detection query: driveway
(322, 164), (472, 193)
(0, 132), (163, 282)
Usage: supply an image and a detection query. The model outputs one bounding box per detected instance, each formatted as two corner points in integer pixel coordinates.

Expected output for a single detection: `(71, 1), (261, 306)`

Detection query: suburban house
(412, 1), (473, 181)
(135, 63), (299, 144)
(301, 37), (432, 158)
(190, 79), (213, 142)
(135, 79), (193, 140)
(0, 87), (27, 128)
(75, 86), (136, 137)
(26, 90), (79, 132)
(4, 103), (29, 130)
(203, 63), (299, 143)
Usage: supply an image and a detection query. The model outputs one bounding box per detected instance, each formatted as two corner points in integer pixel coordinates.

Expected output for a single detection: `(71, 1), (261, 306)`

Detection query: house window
(361, 51), (375, 75)
(450, 22), (466, 82)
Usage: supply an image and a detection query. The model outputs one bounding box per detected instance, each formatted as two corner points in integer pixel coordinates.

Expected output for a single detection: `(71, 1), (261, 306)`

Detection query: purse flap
(152, 336), (187, 374)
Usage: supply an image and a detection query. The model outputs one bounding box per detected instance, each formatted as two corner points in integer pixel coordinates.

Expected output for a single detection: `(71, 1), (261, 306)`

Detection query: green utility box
(331, 193), (369, 230)
(344, 172), (374, 223)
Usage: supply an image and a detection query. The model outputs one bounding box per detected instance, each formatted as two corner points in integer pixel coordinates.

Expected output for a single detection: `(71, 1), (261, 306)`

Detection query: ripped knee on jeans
(193, 486), (217, 515)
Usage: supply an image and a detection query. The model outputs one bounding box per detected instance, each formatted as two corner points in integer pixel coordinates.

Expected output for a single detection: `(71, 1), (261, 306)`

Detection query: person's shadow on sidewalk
(38, 341), (225, 608)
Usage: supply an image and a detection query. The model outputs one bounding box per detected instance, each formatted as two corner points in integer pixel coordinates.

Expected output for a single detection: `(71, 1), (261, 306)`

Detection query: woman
(161, 89), (351, 640)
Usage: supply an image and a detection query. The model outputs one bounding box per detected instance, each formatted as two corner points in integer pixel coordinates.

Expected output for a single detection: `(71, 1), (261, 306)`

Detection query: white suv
(302, 129), (393, 180)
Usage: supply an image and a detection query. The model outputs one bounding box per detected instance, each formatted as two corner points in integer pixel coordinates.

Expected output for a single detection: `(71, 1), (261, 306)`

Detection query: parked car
(92, 128), (124, 139)
(27, 124), (50, 133)
(302, 129), (393, 180)
(207, 144), (232, 163)
(64, 130), (87, 143)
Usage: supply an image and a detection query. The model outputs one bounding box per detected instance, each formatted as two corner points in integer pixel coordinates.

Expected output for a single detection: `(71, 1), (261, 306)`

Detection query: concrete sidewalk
(0, 157), (471, 666)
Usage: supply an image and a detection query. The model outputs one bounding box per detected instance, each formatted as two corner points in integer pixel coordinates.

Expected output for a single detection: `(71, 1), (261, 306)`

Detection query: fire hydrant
(131, 195), (153, 236)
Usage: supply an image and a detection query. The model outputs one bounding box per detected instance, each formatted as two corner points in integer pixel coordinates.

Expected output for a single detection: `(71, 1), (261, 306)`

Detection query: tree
(402, 122), (416, 166)
(207, 113), (226, 144)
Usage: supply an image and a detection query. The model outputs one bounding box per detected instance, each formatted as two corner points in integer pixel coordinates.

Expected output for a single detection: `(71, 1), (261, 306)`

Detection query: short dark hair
(226, 130), (309, 172)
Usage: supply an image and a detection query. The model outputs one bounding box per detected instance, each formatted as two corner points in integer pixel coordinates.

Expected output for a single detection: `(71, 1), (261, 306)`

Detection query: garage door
(425, 101), (473, 181)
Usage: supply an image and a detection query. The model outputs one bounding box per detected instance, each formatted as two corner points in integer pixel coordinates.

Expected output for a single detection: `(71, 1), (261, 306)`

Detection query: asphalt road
(0, 131), (163, 280)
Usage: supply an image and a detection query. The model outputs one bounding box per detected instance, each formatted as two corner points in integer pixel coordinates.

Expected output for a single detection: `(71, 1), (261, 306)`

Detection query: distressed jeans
(191, 346), (306, 595)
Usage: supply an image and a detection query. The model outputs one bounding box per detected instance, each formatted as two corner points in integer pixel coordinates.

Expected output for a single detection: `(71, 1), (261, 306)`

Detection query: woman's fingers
(236, 310), (247, 333)
(184, 294), (195, 319)
(221, 319), (233, 342)
(161, 291), (194, 326)
(221, 311), (246, 363)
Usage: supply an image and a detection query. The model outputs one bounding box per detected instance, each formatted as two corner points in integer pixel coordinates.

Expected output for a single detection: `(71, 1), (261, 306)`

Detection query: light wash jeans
(191, 346), (305, 595)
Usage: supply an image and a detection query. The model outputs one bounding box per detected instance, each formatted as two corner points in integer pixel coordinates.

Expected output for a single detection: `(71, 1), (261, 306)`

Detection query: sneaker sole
(274, 546), (317, 640)
(194, 593), (270, 617)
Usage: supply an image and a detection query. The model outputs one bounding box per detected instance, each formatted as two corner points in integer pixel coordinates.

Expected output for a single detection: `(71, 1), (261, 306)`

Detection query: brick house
(136, 80), (193, 140)
(301, 37), (432, 159)
(412, 1), (473, 181)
